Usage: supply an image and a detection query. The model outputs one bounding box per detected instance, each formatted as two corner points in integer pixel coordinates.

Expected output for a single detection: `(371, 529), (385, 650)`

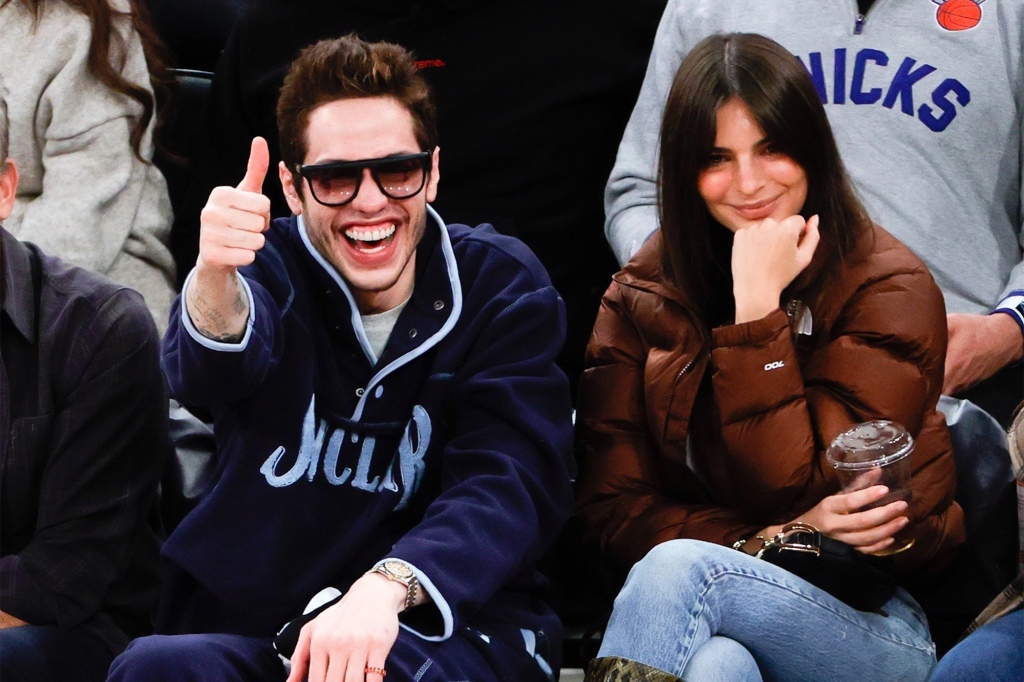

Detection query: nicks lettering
(797, 49), (969, 132)
(260, 395), (430, 510)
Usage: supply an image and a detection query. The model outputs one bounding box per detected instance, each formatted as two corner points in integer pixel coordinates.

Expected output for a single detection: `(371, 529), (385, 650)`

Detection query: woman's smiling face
(697, 97), (808, 233)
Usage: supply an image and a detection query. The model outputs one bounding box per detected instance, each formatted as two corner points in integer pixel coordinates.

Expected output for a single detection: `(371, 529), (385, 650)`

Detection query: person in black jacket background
(0, 92), (167, 682)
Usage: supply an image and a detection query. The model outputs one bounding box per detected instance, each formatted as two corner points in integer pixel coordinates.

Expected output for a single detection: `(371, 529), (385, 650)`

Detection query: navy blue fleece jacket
(160, 208), (575, 653)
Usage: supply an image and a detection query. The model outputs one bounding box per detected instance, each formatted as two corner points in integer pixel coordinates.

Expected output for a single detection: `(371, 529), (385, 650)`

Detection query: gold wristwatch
(370, 559), (419, 611)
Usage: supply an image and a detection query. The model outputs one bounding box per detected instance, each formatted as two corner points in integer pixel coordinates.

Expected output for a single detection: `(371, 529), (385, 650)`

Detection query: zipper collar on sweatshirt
(852, 0), (885, 35)
(298, 205), (463, 422)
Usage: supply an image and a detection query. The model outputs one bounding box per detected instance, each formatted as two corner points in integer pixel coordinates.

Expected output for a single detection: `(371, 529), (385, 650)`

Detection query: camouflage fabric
(962, 571), (1022, 639)
(956, 403), (1024, 642)
(584, 657), (684, 682)
(1010, 402), (1024, 572)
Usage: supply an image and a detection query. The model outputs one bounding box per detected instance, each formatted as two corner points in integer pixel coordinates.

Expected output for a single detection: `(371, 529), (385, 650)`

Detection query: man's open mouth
(344, 224), (397, 252)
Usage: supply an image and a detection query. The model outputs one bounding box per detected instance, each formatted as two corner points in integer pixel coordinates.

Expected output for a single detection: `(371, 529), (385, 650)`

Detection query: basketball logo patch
(933, 0), (985, 31)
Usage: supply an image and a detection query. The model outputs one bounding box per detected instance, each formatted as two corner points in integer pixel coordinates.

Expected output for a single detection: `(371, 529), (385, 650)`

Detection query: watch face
(384, 560), (414, 580)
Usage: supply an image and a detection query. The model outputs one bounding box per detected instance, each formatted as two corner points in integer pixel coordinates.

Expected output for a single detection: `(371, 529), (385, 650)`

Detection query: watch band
(369, 560), (419, 611)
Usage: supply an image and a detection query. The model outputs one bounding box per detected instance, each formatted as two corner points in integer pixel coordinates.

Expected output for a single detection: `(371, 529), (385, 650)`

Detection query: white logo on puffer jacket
(764, 361), (785, 371)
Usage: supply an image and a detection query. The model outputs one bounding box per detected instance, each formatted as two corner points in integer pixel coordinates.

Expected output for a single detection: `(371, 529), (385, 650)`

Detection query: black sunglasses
(294, 150), (433, 207)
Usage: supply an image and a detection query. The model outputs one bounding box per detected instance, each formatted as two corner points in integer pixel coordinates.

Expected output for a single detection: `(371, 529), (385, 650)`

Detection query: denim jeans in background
(598, 539), (936, 682)
(928, 609), (1023, 682)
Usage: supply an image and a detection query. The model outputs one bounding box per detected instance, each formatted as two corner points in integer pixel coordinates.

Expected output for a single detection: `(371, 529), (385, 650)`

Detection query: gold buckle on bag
(755, 522), (822, 558)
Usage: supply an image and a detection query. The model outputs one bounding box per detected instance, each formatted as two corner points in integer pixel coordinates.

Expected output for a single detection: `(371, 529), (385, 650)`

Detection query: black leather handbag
(757, 523), (898, 612)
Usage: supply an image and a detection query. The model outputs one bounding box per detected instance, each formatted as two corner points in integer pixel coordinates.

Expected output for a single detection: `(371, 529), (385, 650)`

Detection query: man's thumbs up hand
(197, 137), (273, 271)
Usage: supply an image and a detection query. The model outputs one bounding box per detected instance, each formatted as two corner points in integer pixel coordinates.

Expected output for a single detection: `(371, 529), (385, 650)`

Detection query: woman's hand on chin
(732, 214), (819, 323)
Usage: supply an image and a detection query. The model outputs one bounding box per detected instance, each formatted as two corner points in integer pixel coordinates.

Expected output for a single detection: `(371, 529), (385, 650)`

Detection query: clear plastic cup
(826, 420), (915, 555)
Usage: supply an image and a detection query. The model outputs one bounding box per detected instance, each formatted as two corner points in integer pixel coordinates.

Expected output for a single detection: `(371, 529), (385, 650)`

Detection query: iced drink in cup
(826, 420), (915, 555)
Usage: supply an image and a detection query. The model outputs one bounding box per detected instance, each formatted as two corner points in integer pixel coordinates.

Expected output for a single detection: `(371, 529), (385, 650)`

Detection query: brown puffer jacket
(575, 225), (965, 575)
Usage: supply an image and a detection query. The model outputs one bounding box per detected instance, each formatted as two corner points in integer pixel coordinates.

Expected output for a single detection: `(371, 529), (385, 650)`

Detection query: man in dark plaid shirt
(0, 92), (167, 681)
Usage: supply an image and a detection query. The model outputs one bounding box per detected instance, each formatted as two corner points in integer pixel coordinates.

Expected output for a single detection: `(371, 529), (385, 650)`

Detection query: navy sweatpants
(107, 627), (550, 682)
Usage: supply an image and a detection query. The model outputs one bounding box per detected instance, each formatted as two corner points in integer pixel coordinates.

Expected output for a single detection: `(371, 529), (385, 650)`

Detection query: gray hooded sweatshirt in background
(606, 0), (1024, 328)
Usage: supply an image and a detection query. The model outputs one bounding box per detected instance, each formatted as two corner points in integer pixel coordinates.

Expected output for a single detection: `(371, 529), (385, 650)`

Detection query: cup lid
(826, 420), (913, 469)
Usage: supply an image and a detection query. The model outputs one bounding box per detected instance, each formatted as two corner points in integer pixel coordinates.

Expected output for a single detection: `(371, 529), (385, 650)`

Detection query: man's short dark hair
(277, 34), (438, 182)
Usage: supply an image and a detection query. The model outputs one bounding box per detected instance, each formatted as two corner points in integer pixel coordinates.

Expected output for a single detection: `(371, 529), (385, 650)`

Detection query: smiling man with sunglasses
(108, 35), (575, 682)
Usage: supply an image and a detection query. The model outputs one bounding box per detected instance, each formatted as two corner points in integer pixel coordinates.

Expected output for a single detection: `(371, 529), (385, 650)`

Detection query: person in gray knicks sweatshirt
(605, 0), (1023, 426)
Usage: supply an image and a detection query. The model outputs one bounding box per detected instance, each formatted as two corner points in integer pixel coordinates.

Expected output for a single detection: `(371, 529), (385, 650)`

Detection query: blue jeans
(928, 609), (1023, 682)
(598, 540), (936, 682)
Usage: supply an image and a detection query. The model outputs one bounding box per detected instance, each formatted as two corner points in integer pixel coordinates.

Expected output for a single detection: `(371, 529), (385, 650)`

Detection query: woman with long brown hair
(576, 33), (964, 681)
(0, 0), (176, 329)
